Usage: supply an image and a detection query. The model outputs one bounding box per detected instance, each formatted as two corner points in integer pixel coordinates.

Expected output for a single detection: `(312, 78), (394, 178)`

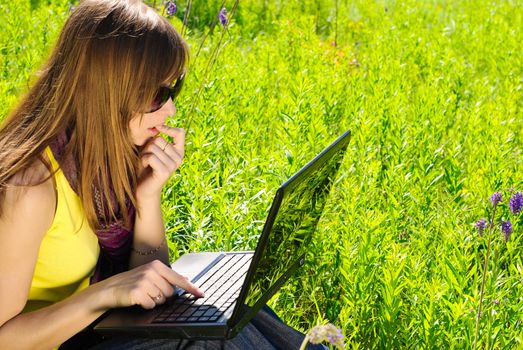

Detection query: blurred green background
(1, 0), (522, 348)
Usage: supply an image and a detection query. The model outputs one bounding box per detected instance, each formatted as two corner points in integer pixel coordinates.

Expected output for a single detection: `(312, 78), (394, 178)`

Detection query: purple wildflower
(493, 299), (500, 305)
(474, 219), (487, 237)
(219, 7), (228, 27)
(490, 192), (502, 207)
(509, 192), (523, 215)
(501, 220), (512, 242)
(307, 324), (345, 349)
(166, 1), (176, 16)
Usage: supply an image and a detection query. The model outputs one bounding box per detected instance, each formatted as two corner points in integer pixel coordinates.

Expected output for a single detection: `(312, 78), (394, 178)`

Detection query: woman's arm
(130, 125), (185, 269)
(0, 157), (201, 350)
(130, 192), (170, 267)
(0, 167), (105, 349)
(1, 258), (201, 350)
(0, 284), (107, 350)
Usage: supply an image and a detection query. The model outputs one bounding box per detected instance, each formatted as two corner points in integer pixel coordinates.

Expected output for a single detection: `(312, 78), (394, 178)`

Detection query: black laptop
(94, 129), (351, 340)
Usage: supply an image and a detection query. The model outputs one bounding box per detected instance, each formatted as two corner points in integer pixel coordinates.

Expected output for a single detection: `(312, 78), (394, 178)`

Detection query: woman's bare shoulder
(7, 151), (54, 186)
(0, 151), (57, 327)
(2, 151), (56, 229)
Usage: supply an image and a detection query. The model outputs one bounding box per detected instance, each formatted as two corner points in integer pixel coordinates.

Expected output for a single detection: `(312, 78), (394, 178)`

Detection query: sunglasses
(146, 71), (185, 113)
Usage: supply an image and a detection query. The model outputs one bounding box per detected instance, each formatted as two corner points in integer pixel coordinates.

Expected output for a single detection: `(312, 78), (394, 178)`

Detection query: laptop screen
(240, 131), (350, 310)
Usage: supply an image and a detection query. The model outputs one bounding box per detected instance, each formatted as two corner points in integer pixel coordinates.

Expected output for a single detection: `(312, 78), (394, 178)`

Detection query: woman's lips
(148, 127), (159, 135)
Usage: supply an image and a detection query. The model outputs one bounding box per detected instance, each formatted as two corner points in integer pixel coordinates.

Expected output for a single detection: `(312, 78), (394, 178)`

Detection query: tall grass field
(1, 0), (522, 348)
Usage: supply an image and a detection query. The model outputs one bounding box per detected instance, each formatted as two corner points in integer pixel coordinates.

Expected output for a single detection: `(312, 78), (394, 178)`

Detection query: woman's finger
(156, 125), (185, 140)
(143, 137), (182, 172)
(147, 263), (176, 299)
(149, 291), (165, 305)
(154, 261), (204, 297)
(145, 142), (178, 171)
(152, 138), (183, 171)
(152, 137), (170, 152)
(156, 125), (185, 158)
(138, 266), (173, 307)
(133, 287), (157, 310)
(140, 153), (171, 179)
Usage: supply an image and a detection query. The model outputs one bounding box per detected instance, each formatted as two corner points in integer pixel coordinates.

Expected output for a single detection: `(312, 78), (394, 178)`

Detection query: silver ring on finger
(162, 140), (168, 151)
(154, 293), (162, 302)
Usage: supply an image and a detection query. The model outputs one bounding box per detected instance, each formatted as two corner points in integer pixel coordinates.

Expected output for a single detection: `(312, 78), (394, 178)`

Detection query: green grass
(1, 0), (522, 348)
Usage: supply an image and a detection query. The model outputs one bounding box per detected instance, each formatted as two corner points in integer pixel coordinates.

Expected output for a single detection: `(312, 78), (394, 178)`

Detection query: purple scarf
(49, 130), (136, 283)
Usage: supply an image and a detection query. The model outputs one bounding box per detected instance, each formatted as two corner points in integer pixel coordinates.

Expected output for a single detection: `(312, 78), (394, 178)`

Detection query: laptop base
(94, 252), (246, 340)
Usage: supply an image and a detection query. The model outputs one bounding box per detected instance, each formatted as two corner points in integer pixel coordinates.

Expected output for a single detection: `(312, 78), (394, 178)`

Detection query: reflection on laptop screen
(242, 141), (348, 308)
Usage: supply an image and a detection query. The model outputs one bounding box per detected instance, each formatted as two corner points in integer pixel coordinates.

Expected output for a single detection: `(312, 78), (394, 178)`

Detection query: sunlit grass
(1, 0), (522, 348)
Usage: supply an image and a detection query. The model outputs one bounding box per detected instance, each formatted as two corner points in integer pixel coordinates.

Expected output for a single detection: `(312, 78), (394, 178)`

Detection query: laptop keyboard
(152, 253), (252, 324)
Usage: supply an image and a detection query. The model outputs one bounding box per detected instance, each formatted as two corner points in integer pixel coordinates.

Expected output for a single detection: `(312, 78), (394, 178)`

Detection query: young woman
(0, 0), (325, 349)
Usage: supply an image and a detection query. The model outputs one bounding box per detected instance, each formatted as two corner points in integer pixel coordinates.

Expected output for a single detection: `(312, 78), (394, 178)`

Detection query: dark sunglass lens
(147, 73), (185, 113)
(148, 87), (170, 113)
(159, 86), (171, 104)
(171, 74), (185, 100)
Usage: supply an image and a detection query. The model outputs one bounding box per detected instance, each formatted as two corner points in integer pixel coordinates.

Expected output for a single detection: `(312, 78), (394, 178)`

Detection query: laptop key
(171, 304), (188, 313)
(203, 309), (217, 317)
(181, 308), (196, 317)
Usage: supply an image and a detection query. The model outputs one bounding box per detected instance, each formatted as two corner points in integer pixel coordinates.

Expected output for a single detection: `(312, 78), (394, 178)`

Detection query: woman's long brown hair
(0, 0), (188, 230)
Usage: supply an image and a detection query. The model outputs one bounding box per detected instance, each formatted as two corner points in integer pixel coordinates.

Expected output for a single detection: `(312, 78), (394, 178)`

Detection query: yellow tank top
(23, 147), (100, 312)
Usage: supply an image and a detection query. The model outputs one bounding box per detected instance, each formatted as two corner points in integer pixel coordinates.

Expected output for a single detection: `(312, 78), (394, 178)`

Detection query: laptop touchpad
(170, 252), (224, 282)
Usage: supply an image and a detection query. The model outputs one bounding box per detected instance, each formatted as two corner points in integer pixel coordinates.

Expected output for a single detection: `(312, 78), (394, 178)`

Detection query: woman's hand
(97, 260), (204, 310)
(136, 125), (185, 200)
